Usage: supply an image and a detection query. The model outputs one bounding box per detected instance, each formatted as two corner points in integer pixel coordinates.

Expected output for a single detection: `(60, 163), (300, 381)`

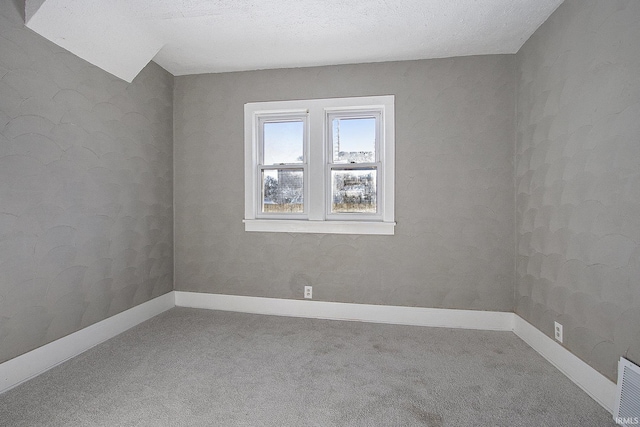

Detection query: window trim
(244, 95), (395, 235)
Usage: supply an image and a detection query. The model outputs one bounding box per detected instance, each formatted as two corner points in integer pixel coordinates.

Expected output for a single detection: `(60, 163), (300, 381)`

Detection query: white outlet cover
(304, 286), (312, 299)
(554, 321), (563, 343)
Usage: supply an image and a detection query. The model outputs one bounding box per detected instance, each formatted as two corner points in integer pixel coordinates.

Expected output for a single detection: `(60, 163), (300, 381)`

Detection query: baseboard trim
(0, 291), (175, 395)
(175, 292), (616, 414)
(512, 315), (617, 414)
(174, 291), (514, 331)
(0, 290), (616, 417)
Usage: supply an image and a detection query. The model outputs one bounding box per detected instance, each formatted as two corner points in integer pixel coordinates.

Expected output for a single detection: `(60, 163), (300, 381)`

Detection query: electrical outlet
(304, 286), (312, 299)
(554, 321), (563, 343)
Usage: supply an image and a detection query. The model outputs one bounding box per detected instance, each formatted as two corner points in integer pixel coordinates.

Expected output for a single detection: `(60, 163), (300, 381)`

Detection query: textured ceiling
(25, 0), (564, 82)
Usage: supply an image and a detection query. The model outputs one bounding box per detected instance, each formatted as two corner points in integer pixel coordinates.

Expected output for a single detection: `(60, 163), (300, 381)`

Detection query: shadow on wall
(12, 0), (24, 21)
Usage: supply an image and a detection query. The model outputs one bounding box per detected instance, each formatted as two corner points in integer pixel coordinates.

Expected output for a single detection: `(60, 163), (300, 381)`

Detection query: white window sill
(243, 219), (396, 235)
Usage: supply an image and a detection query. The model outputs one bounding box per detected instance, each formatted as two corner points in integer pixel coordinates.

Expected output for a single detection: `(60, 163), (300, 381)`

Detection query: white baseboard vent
(614, 358), (640, 426)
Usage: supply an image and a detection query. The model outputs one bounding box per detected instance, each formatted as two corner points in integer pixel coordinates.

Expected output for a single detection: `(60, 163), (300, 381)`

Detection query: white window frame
(325, 108), (383, 222)
(256, 112), (309, 220)
(244, 95), (395, 235)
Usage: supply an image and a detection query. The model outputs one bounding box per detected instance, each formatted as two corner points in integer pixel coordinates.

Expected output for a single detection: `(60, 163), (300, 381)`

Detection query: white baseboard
(0, 289), (617, 418)
(512, 315), (617, 414)
(0, 291), (175, 395)
(174, 291), (514, 331)
(175, 291), (616, 414)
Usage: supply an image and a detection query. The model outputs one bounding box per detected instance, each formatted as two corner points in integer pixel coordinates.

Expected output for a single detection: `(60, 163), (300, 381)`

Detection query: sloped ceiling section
(25, 0), (564, 82)
(25, 0), (163, 82)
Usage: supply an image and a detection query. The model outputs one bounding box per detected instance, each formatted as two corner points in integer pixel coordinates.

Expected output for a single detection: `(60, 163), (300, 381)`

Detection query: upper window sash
(326, 110), (382, 164)
(257, 113), (308, 166)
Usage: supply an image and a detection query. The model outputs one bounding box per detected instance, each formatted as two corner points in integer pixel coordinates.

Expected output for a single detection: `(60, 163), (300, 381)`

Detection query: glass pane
(331, 168), (377, 213)
(262, 169), (304, 213)
(263, 121), (304, 165)
(332, 117), (375, 163)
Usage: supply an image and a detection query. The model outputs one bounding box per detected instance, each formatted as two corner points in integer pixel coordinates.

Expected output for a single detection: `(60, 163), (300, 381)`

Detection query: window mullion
(307, 106), (325, 221)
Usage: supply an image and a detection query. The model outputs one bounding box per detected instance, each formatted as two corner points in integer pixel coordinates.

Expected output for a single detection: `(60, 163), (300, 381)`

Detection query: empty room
(1, 0), (639, 425)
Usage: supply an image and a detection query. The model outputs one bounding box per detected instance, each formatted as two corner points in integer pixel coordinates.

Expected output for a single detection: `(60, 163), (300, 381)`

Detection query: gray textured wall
(0, 1), (174, 363)
(174, 56), (516, 311)
(516, 0), (640, 381)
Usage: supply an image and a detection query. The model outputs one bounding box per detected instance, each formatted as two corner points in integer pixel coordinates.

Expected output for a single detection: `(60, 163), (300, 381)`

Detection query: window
(244, 96), (395, 235)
